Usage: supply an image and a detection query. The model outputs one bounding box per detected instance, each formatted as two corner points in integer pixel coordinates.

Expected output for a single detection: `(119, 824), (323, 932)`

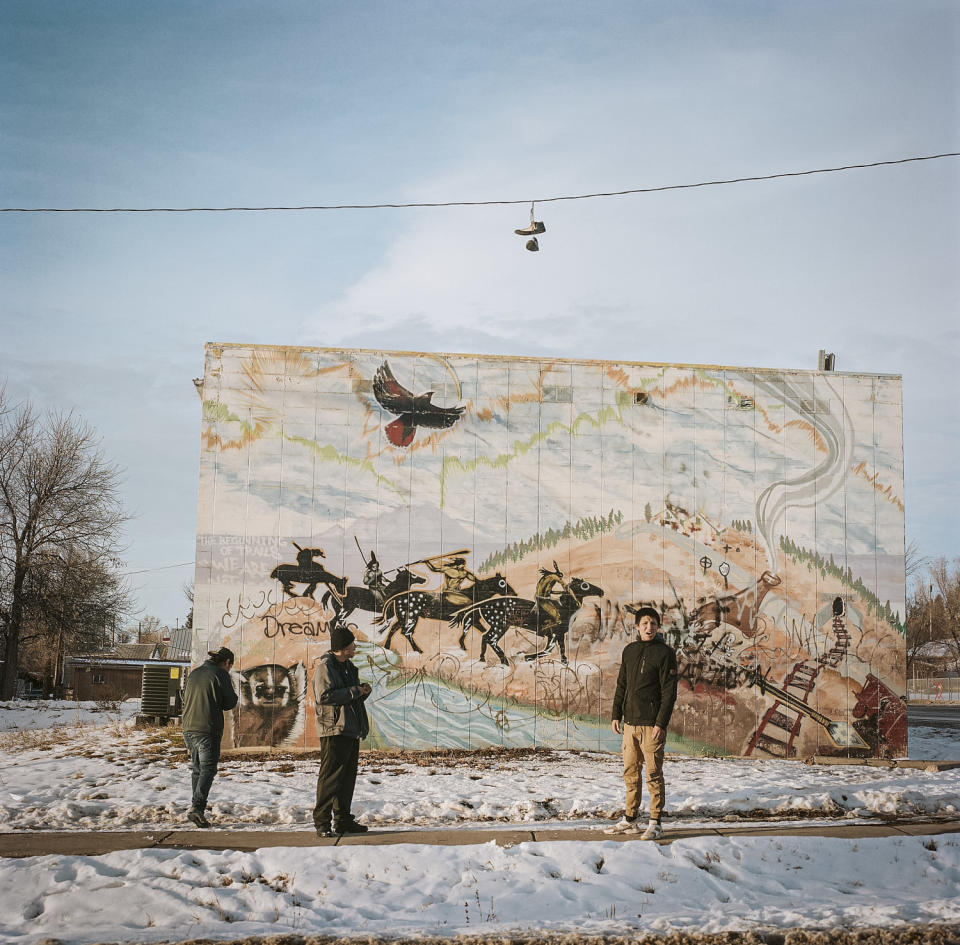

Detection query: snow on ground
(0, 701), (959, 943)
(1, 834), (959, 943)
(0, 698), (139, 732)
(0, 716), (958, 832)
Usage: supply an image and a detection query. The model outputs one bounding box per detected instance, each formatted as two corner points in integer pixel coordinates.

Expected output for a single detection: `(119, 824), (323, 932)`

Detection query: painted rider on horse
(362, 551), (388, 605)
(292, 546), (347, 599)
(425, 555), (477, 609)
(535, 563), (565, 632)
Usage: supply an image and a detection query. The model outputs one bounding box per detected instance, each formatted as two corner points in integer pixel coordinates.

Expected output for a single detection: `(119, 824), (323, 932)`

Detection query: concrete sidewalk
(2, 818), (959, 858)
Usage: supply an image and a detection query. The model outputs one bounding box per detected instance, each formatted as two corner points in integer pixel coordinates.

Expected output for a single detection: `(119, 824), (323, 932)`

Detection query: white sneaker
(641, 822), (663, 840)
(603, 817), (640, 835)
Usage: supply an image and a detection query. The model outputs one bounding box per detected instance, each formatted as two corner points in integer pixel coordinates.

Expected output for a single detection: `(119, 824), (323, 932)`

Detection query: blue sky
(1, 1), (957, 625)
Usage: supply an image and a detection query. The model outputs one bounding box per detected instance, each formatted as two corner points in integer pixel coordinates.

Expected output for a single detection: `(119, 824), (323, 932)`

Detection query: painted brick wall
(193, 344), (906, 758)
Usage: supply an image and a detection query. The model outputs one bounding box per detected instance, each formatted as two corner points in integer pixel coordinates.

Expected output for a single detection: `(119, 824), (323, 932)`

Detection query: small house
(63, 643), (190, 702)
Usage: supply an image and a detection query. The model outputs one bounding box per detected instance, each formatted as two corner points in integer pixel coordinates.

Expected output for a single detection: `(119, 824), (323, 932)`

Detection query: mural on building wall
(194, 344), (907, 757)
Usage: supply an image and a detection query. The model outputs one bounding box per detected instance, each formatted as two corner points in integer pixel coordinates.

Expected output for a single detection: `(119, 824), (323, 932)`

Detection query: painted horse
(270, 546), (348, 600)
(450, 575), (604, 665)
(320, 567), (427, 629)
(375, 573), (516, 654)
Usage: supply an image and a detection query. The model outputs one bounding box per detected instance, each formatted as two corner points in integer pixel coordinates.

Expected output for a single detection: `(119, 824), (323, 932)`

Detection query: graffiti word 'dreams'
(262, 613), (325, 639)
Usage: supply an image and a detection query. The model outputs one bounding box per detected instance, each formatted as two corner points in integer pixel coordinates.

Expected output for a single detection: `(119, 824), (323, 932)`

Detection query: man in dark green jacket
(605, 606), (678, 840)
(181, 646), (238, 828)
(312, 625), (371, 837)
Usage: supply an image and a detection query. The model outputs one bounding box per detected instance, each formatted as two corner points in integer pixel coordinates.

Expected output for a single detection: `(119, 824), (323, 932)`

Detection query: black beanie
(329, 625), (356, 652)
(632, 606), (661, 625)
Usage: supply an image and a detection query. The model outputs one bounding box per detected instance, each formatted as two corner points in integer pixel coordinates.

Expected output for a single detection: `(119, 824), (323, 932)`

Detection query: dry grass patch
(0, 724), (81, 752)
(102, 922), (960, 944)
(217, 745), (561, 767)
(0, 714), (159, 758)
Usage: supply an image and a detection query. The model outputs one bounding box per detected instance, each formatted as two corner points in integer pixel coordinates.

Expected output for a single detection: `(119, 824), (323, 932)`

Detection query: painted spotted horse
(450, 574), (604, 665)
(375, 573), (516, 654)
(320, 567), (426, 630)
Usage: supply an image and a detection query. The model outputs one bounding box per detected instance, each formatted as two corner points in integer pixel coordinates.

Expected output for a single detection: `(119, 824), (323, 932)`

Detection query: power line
(2, 152), (956, 214)
(121, 561), (194, 576)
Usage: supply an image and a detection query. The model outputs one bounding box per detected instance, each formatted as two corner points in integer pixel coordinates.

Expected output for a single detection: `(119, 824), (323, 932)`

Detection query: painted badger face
(241, 664), (292, 706)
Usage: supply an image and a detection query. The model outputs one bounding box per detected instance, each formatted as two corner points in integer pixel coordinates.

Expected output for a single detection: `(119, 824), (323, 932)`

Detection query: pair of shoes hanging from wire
(514, 202), (546, 251)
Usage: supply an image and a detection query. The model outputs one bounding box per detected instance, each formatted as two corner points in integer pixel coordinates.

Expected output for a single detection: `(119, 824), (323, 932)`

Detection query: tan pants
(621, 723), (665, 821)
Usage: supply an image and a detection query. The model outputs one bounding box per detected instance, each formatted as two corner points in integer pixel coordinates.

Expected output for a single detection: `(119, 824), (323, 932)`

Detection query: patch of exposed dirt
(214, 745), (561, 766)
(60, 921), (960, 945)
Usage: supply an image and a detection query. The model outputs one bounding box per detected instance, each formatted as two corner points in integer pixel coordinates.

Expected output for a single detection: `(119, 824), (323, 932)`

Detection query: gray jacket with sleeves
(312, 651), (370, 739)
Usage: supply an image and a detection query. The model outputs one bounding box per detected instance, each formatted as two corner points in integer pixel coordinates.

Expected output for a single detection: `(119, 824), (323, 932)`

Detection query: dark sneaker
(187, 810), (210, 829)
(315, 826), (335, 838)
(335, 819), (369, 835)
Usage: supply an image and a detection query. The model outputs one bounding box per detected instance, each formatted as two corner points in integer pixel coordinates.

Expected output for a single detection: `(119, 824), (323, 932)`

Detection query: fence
(909, 675), (960, 702)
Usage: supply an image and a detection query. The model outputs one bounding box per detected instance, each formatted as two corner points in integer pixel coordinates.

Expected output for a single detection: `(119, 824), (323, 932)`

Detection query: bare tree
(17, 545), (131, 692)
(905, 538), (925, 583)
(929, 557), (960, 672)
(0, 391), (130, 698)
(137, 614), (165, 644)
(906, 555), (960, 677)
(182, 580), (194, 630)
(906, 579), (937, 676)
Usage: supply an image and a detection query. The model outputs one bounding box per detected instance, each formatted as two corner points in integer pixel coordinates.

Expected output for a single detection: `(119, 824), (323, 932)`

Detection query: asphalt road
(909, 703), (960, 728)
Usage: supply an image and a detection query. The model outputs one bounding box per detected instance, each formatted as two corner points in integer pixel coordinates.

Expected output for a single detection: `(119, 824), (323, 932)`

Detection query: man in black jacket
(312, 625), (371, 837)
(181, 646), (238, 828)
(605, 606), (677, 840)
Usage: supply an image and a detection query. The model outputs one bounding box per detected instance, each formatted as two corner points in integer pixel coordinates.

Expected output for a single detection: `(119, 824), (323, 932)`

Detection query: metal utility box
(141, 665), (184, 718)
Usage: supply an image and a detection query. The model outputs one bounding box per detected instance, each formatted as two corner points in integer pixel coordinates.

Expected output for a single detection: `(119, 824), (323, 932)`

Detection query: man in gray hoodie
(312, 625), (371, 837)
(181, 646), (238, 828)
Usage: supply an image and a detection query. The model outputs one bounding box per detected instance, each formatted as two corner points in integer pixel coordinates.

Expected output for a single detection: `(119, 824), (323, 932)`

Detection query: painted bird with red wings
(372, 360), (465, 447)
